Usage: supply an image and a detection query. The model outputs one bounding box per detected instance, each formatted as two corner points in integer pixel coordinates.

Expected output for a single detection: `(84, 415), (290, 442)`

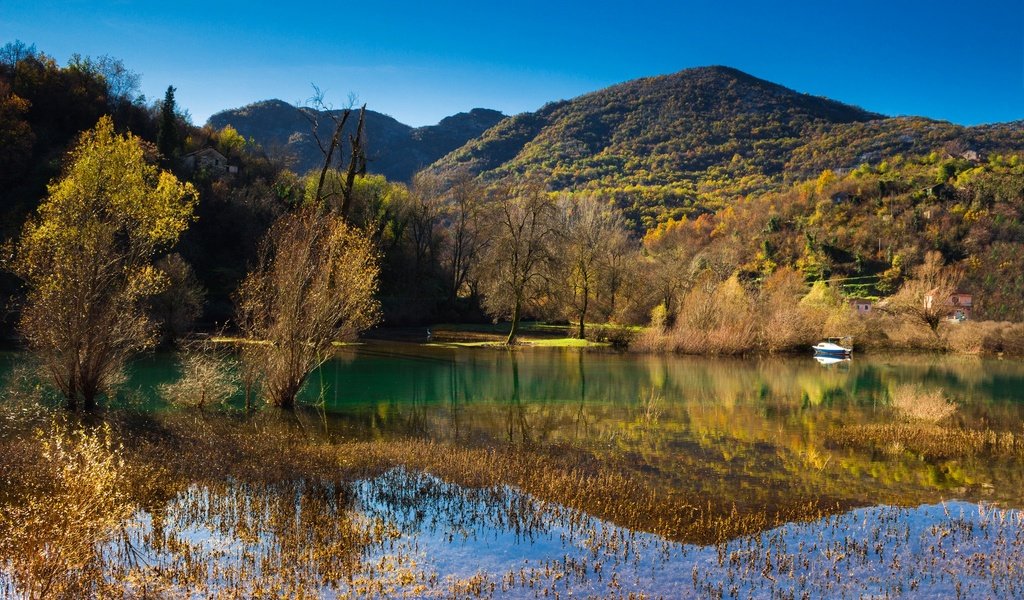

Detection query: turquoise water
(3, 344), (1024, 597)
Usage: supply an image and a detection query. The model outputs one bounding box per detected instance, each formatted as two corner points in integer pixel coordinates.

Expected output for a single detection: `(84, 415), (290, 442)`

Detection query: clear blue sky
(2, 0), (1022, 126)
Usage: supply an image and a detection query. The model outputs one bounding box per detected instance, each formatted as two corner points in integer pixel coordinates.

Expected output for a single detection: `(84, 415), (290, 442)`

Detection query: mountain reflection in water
(1, 344), (1023, 597)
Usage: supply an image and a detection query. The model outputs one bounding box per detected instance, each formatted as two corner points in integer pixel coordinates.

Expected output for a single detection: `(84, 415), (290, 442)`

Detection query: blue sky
(2, 0), (1022, 126)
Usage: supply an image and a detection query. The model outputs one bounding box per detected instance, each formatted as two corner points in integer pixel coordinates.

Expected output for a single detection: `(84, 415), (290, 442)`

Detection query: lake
(2, 343), (1024, 598)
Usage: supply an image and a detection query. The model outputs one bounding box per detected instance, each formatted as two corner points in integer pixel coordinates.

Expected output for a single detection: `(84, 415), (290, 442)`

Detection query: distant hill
(428, 66), (1024, 227)
(207, 100), (504, 181)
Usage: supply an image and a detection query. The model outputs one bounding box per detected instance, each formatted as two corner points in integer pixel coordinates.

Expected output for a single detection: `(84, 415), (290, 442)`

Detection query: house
(181, 148), (237, 175)
(947, 292), (973, 321)
(850, 298), (872, 316)
(924, 290), (973, 321)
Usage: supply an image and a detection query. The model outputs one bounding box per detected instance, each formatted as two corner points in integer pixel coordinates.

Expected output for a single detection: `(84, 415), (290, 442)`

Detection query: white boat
(812, 338), (852, 358)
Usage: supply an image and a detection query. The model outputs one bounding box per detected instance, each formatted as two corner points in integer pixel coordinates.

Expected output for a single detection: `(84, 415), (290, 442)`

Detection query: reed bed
(0, 407), (1022, 598)
(828, 423), (1024, 461)
(891, 384), (958, 423)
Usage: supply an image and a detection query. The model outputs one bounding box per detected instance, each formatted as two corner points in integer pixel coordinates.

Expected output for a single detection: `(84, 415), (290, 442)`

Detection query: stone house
(181, 148), (237, 175)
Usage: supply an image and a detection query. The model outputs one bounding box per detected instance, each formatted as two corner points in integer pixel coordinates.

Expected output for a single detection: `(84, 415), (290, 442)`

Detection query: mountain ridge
(207, 101), (505, 182)
(427, 66), (1023, 226)
(208, 66), (1023, 228)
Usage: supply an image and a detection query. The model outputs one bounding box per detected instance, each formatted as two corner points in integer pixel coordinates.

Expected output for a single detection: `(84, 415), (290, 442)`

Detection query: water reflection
(105, 470), (1024, 598)
(3, 345), (1024, 596)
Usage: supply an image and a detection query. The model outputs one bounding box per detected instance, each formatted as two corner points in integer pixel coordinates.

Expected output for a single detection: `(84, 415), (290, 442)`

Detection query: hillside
(207, 100), (504, 181)
(429, 66), (1024, 228)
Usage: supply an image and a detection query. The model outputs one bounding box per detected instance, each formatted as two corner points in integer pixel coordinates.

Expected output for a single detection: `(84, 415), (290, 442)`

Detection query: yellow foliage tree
(10, 116), (198, 408)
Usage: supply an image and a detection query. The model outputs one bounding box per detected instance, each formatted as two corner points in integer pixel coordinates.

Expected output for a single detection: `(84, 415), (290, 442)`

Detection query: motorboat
(812, 338), (852, 358)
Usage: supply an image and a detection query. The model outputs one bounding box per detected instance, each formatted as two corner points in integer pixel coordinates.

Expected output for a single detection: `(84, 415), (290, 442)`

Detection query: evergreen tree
(157, 85), (178, 160)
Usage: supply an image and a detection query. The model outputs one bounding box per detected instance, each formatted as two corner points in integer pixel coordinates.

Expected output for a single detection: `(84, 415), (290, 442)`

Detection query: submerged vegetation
(1, 370), (1024, 598)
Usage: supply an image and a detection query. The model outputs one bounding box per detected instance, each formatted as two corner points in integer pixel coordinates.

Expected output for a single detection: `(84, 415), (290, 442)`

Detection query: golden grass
(891, 384), (958, 423)
(828, 423), (1024, 460)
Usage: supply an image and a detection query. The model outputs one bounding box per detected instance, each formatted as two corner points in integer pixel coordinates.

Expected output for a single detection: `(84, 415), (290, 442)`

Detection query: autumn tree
(476, 179), (557, 344)
(8, 116), (198, 408)
(236, 208), (380, 408)
(884, 251), (964, 337)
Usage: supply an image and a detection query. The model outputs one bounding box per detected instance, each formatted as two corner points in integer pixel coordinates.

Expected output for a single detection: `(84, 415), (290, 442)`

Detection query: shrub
(158, 348), (239, 409)
(890, 384), (957, 423)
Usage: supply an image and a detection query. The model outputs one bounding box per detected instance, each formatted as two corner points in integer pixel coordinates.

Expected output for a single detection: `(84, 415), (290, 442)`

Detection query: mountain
(429, 66), (1024, 228)
(207, 100), (504, 181)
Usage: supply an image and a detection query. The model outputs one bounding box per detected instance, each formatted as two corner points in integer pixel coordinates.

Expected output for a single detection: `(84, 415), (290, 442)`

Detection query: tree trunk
(340, 105), (366, 218)
(81, 375), (99, 411)
(506, 300), (521, 345)
(313, 111), (350, 204)
(577, 291), (588, 339)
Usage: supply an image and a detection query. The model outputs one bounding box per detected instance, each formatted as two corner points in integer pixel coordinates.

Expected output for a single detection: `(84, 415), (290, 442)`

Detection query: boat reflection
(814, 355), (851, 367)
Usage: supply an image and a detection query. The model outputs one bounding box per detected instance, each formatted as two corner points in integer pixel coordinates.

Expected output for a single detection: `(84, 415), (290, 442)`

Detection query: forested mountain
(429, 66), (1024, 228)
(3, 42), (1024, 337)
(207, 100), (504, 181)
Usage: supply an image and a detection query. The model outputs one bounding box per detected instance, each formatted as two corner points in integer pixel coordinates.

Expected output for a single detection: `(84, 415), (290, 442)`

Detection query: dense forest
(2, 42), (1024, 356)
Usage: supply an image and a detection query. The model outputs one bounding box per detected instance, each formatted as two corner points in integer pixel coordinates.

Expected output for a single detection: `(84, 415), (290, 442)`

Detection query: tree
(440, 169), (486, 307)
(8, 117), (198, 409)
(0, 40), (36, 67)
(884, 251), (964, 337)
(236, 208), (380, 408)
(554, 194), (626, 338)
(149, 253), (206, 345)
(302, 88), (367, 217)
(157, 85), (178, 160)
(477, 179), (556, 344)
(0, 79), (34, 186)
(67, 53), (141, 104)
(407, 171), (444, 276)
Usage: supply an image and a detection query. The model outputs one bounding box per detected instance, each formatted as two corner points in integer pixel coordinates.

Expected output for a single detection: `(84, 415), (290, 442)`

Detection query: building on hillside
(850, 298), (872, 316)
(181, 148), (237, 175)
(924, 290), (973, 322)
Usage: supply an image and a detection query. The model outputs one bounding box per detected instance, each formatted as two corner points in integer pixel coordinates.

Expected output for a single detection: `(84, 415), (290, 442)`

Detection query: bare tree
(149, 253), (206, 345)
(554, 194), (626, 338)
(884, 251), (964, 337)
(302, 88), (367, 216)
(408, 171), (445, 275)
(440, 169), (486, 306)
(476, 178), (557, 344)
(596, 226), (639, 321)
(236, 208), (380, 408)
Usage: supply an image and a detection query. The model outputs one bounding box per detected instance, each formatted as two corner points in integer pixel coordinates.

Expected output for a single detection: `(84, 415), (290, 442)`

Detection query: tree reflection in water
(1, 347), (1024, 596)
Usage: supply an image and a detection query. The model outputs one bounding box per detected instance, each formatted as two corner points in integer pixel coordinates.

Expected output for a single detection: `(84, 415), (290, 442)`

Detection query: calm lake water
(3, 343), (1024, 597)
